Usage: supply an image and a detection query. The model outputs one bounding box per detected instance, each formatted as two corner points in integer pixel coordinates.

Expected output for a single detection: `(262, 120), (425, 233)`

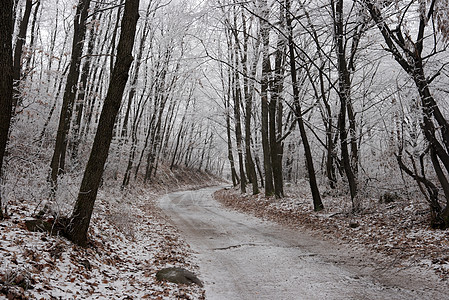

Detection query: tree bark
(0, 0), (14, 219)
(24, 0), (40, 75)
(227, 23), (247, 193)
(67, 0), (139, 246)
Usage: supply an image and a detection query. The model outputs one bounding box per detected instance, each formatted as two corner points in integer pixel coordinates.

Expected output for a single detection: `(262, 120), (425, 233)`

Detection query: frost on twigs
(435, 0), (449, 40)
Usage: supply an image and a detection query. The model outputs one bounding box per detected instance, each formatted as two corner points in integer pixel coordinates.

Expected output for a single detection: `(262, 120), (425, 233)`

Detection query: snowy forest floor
(214, 182), (449, 282)
(0, 167), (221, 299)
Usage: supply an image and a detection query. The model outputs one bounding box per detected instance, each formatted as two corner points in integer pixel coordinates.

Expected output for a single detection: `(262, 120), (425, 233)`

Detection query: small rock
(25, 219), (52, 233)
(156, 267), (203, 287)
(349, 222), (359, 228)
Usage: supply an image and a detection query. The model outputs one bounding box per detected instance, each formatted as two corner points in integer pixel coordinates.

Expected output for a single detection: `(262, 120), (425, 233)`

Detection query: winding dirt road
(159, 187), (447, 299)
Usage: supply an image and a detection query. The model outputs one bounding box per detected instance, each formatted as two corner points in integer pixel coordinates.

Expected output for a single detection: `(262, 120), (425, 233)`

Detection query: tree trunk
(333, 0), (358, 209)
(71, 48), (94, 159)
(233, 77), (247, 193)
(270, 11), (286, 198)
(121, 2), (152, 139)
(228, 28), (247, 193)
(259, 0), (274, 196)
(12, 0), (33, 110)
(226, 96), (239, 186)
(240, 10), (259, 195)
(286, 0), (323, 211)
(49, 0), (91, 188)
(108, 0), (124, 76)
(67, 0), (139, 246)
(24, 0), (40, 75)
(71, 4), (101, 160)
(0, 0), (14, 219)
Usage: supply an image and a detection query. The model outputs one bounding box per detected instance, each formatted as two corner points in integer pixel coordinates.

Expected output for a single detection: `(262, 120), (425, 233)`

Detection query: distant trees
(211, 0), (324, 206)
(208, 0), (449, 226)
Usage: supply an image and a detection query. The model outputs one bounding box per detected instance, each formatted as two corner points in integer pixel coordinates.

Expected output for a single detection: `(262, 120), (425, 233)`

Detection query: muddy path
(159, 187), (447, 299)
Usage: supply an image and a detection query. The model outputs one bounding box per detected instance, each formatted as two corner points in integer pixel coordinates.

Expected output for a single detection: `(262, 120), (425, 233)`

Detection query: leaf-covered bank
(215, 184), (449, 281)
(0, 168), (221, 299)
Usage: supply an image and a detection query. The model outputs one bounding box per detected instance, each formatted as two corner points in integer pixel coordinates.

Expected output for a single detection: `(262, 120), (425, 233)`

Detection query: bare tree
(286, 0), (323, 210)
(362, 0), (449, 227)
(259, 0), (275, 196)
(49, 0), (92, 188)
(67, 0), (139, 246)
(269, 2), (286, 198)
(332, 0), (358, 210)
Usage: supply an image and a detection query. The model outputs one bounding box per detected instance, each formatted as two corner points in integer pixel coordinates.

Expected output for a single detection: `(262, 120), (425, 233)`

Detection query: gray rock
(25, 219), (53, 233)
(156, 267), (203, 287)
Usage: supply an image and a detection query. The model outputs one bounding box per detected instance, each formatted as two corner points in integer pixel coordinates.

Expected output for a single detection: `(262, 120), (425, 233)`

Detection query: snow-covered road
(159, 187), (447, 300)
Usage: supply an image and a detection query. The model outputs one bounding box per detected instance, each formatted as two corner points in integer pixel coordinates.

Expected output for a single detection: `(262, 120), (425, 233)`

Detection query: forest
(1, 0), (449, 298)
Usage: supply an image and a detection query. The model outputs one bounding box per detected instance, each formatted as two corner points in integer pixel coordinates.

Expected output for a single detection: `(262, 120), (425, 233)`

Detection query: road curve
(159, 187), (446, 300)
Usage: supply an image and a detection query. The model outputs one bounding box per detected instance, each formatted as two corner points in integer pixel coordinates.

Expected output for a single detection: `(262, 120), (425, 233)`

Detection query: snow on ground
(0, 181), (210, 299)
(215, 181), (449, 282)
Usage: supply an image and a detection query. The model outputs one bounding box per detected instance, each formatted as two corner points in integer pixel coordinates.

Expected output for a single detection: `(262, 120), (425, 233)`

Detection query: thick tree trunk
(269, 97), (284, 198)
(227, 28), (247, 193)
(325, 113), (337, 189)
(254, 152), (264, 188)
(0, 0), (14, 219)
(67, 0), (139, 246)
